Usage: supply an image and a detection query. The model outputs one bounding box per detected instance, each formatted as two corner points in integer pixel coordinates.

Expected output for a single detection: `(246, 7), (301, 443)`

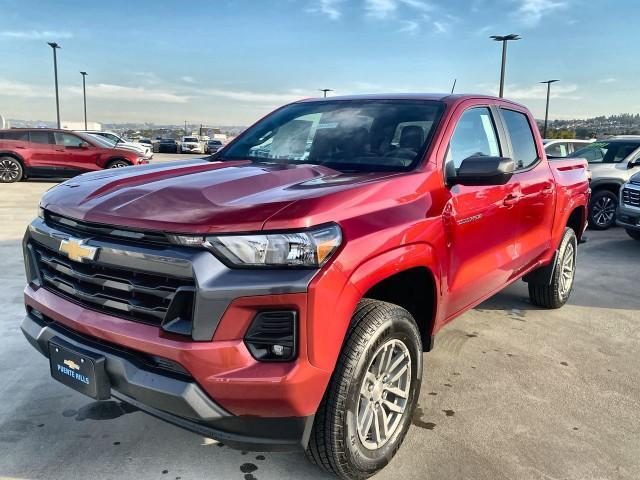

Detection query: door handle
(503, 194), (521, 206)
(15, 145), (26, 149)
(542, 183), (554, 194)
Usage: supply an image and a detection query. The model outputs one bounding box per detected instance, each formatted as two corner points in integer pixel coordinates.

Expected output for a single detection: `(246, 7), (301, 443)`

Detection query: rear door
(499, 108), (556, 270)
(27, 130), (58, 169)
(442, 105), (520, 316)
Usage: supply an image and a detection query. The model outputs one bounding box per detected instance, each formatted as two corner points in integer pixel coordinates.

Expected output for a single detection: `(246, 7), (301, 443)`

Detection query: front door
(53, 132), (100, 173)
(442, 106), (520, 317)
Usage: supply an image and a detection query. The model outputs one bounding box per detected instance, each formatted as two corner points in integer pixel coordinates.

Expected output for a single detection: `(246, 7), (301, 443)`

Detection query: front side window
(220, 100), (445, 172)
(54, 132), (85, 148)
(570, 141), (640, 164)
(501, 109), (538, 169)
(446, 107), (501, 170)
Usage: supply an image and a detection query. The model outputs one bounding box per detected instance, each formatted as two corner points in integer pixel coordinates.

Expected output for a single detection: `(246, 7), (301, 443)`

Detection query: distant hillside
(537, 114), (640, 139)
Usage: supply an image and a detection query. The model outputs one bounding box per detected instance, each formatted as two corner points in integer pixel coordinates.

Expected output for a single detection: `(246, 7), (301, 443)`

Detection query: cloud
(0, 30), (73, 40)
(514, 0), (569, 26)
(79, 83), (190, 103)
(398, 20), (419, 34)
(200, 88), (307, 104)
(478, 82), (580, 100)
(0, 79), (52, 98)
(180, 76), (196, 83)
(365, 0), (432, 19)
(599, 77), (616, 84)
(309, 0), (343, 20)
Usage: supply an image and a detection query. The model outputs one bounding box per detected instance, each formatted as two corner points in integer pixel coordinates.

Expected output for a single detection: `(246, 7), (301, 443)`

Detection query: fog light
(244, 311), (297, 362)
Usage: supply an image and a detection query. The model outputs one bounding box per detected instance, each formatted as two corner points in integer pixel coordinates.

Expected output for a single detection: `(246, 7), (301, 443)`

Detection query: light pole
(80, 71), (88, 130)
(47, 42), (61, 128)
(490, 34), (521, 98)
(184, 120), (188, 135)
(319, 88), (333, 98)
(540, 79), (559, 138)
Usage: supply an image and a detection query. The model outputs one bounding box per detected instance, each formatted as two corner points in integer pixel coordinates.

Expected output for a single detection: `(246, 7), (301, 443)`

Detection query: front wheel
(106, 159), (130, 169)
(589, 190), (618, 230)
(0, 156), (24, 183)
(626, 228), (640, 241)
(306, 299), (422, 479)
(528, 227), (577, 309)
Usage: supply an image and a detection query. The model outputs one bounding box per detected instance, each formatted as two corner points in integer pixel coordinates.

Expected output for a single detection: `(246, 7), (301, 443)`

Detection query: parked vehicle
(181, 136), (204, 154)
(205, 139), (224, 154)
(567, 138), (640, 229)
(0, 128), (148, 182)
(616, 172), (640, 240)
(82, 132), (153, 160)
(543, 138), (594, 158)
(21, 94), (589, 479)
(77, 130), (153, 158)
(157, 138), (179, 153)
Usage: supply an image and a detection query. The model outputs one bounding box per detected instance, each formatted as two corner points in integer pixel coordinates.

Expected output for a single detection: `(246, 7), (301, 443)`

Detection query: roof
(295, 93), (527, 109)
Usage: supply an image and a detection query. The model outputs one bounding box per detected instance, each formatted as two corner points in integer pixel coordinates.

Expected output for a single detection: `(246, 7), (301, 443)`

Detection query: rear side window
(29, 131), (52, 144)
(545, 142), (569, 157)
(501, 109), (538, 169)
(0, 130), (29, 141)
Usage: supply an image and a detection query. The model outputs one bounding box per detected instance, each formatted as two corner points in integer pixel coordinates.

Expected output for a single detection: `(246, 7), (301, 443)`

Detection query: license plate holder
(49, 340), (110, 400)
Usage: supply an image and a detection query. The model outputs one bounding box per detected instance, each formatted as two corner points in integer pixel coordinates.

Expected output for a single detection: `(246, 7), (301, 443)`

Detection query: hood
(41, 159), (394, 234)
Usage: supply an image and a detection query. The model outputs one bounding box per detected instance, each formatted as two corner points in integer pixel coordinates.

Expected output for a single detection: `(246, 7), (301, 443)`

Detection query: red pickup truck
(0, 128), (147, 182)
(21, 94), (589, 479)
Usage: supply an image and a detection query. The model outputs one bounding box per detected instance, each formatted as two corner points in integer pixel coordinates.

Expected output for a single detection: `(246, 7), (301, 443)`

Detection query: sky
(0, 0), (639, 126)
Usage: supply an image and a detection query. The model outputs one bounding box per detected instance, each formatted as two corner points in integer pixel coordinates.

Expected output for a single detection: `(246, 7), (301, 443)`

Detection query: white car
(543, 139), (595, 158)
(181, 136), (204, 154)
(77, 130), (153, 159)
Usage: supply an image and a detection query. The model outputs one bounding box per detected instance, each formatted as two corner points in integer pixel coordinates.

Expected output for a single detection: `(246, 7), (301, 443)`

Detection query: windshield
(183, 137), (199, 142)
(570, 141), (640, 163)
(219, 100), (445, 172)
(87, 133), (116, 147)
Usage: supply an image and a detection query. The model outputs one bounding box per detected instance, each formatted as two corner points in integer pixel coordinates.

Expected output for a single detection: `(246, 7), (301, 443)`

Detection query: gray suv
(616, 172), (640, 240)
(568, 139), (640, 229)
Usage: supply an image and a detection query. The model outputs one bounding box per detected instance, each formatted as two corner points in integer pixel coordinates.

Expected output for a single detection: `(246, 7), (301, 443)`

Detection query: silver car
(567, 139), (640, 229)
(616, 172), (640, 240)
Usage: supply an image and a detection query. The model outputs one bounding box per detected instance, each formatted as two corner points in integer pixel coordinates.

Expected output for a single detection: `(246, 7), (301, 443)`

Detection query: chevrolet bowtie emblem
(63, 359), (80, 370)
(59, 238), (98, 263)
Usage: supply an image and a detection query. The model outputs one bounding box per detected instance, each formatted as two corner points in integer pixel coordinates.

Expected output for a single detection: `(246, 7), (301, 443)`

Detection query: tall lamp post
(490, 34), (521, 98)
(319, 88), (333, 98)
(541, 79), (559, 138)
(47, 42), (61, 128)
(80, 71), (88, 130)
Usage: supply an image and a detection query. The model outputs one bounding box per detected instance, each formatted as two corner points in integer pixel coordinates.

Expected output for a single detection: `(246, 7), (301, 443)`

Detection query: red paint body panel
(26, 94), (590, 420)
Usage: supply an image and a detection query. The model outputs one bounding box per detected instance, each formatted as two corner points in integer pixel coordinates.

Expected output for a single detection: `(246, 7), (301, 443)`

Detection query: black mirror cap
(450, 156), (516, 187)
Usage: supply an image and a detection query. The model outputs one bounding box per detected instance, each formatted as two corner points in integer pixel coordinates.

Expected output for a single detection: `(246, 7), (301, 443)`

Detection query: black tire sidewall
(342, 309), (422, 475)
(0, 157), (23, 183)
(589, 190), (617, 230)
(107, 159), (129, 169)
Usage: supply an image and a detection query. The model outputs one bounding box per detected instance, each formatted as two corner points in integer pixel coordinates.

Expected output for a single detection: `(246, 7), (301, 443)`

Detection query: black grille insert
(622, 187), (640, 208)
(31, 240), (195, 328)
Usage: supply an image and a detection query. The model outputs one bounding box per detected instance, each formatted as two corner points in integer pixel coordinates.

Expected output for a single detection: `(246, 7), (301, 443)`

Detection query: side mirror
(79, 142), (90, 149)
(629, 158), (640, 169)
(449, 156), (515, 186)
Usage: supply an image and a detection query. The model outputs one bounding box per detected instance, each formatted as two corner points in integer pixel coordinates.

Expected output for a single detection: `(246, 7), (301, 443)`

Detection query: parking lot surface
(1, 163), (639, 480)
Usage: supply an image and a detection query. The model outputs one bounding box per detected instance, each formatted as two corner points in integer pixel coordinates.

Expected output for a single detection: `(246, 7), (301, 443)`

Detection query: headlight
(170, 224), (342, 268)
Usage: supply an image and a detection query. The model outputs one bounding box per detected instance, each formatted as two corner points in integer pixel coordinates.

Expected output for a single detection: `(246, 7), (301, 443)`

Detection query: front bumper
(21, 310), (314, 451)
(616, 202), (640, 231)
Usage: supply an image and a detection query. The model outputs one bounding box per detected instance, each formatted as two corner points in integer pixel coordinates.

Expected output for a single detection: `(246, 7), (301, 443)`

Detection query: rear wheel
(626, 228), (640, 241)
(589, 190), (618, 230)
(306, 299), (422, 479)
(0, 156), (23, 183)
(106, 159), (130, 169)
(528, 227), (577, 309)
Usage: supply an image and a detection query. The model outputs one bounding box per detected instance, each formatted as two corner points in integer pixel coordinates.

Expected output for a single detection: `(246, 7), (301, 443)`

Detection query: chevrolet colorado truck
(21, 94), (590, 479)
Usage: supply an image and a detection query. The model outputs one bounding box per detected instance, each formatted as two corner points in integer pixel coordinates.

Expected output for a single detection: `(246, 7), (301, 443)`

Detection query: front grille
(45, 211), (172, 246)
(31, 240), (195, 327)
(622, 187), (640, 208)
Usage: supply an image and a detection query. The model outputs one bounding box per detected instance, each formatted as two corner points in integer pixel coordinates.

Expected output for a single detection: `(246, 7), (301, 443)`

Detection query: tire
(306, 299), (423, 479)
(528, 227), (577, 309)
(626, 228), (640, 241)
(106, 159), (130, 169)
(588, 190), (618, 230)
(0, 156), (24, 183)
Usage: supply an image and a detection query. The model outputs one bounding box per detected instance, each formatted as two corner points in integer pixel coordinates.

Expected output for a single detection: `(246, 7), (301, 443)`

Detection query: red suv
(0, 128), (148, 183)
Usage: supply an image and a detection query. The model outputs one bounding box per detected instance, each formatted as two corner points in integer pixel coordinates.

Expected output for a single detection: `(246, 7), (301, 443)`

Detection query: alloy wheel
(0, 159), (20, 182)
(559, 242), (575, 298)
(356, 339), (412, 450)
(592, 195), (616, 227)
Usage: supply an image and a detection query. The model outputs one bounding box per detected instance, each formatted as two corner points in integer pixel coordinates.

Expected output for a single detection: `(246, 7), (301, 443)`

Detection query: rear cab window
(500, 109), (538, 170)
